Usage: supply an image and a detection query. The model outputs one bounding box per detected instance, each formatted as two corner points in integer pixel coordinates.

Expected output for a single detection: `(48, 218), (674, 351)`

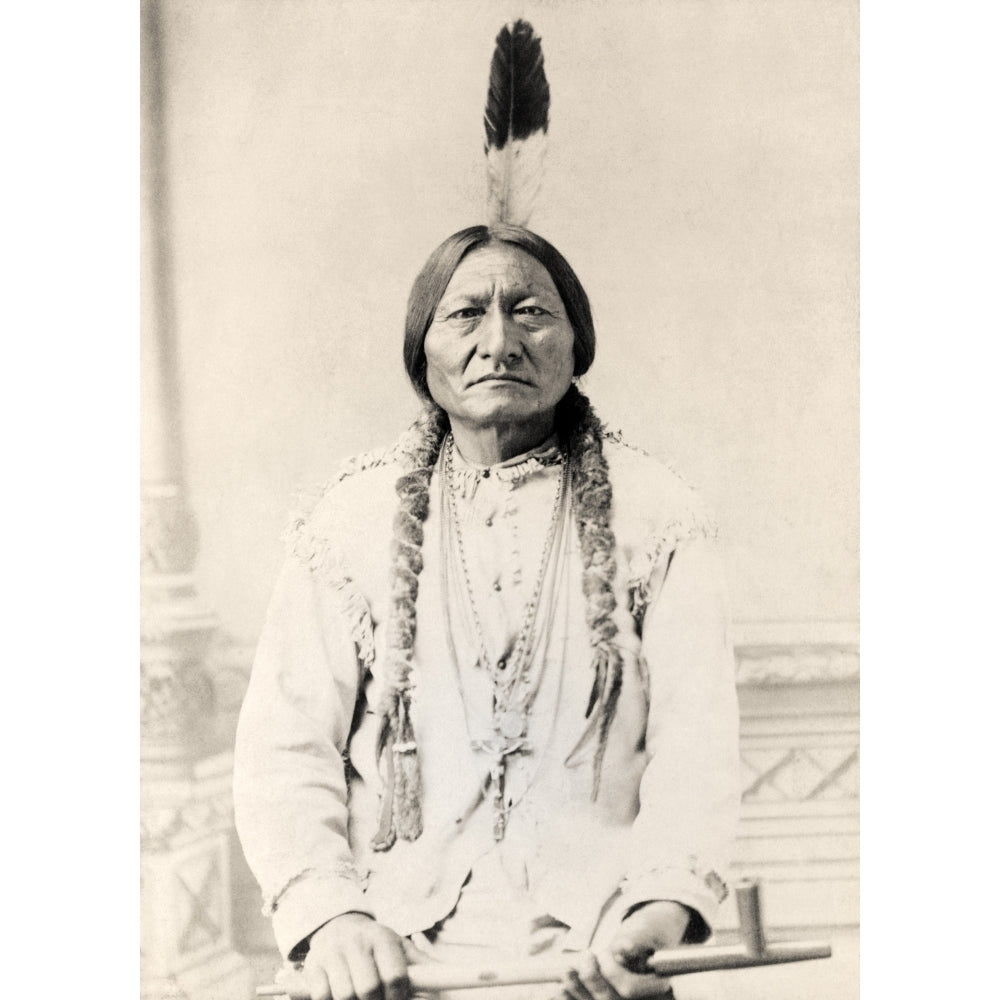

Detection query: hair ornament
(483, 20), (550, 227)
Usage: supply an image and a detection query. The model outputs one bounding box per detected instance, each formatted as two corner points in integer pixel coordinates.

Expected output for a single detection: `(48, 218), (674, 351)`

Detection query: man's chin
(458, 401), (541, 428)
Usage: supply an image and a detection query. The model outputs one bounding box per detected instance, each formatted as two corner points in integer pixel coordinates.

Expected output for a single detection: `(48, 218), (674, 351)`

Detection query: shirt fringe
(626, 515), (718, 632)
(284, 497), (377, 675)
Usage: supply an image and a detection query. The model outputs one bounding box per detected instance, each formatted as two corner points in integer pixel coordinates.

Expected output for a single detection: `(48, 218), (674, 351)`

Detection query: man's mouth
(471, 374), (531, 386)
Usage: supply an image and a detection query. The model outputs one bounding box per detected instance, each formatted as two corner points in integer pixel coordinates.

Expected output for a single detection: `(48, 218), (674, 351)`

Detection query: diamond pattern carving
(176, 853), (223, 954)
(741, 747), (859, 802)
(141, 789), (233, 850)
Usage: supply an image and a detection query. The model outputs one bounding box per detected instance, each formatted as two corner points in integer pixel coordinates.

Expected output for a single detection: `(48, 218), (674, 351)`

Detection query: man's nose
(477, 305), (522, 361)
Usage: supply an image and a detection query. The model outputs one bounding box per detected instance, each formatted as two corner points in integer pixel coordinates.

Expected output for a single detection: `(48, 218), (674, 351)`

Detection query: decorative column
(140, 2), (255, 997)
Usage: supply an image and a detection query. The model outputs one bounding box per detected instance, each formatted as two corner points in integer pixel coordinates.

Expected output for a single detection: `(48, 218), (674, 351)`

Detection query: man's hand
(557, 901), (691, 1000)
(300, 913), (410, 1000)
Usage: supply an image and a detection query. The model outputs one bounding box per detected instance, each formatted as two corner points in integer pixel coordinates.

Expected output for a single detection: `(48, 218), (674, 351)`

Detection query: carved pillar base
(141, 751), (256, 1000)
(140, 572), (216, 774)
(141, 484), (217, 774)
(140, 951), (255, 1000)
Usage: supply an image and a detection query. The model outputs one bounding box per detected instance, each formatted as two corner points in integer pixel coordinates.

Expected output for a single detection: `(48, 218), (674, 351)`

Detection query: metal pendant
(498, 707), (526, 739)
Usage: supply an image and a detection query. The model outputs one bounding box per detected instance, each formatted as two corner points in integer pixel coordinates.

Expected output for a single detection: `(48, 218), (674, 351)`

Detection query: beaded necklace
(440, 433), (570, 838)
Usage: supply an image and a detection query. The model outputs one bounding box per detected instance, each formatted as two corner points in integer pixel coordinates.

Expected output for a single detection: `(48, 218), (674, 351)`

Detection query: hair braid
(373, 387), (622, 848)
(371, 405), (449, 851)
(558, 385), (623, 799)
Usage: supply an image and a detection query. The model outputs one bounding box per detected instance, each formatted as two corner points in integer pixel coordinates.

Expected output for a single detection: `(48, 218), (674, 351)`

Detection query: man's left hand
(556, 901), (690, 1000)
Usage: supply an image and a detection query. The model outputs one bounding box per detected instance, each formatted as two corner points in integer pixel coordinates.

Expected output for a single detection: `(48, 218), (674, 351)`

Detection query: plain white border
(3, 3), (137, 997)
(862, 1), (998, 996)
(4, 2), (998, 998)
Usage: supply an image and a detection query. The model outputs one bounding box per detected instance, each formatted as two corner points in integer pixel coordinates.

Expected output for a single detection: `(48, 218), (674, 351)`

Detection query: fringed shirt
(234, 427), (740, 960)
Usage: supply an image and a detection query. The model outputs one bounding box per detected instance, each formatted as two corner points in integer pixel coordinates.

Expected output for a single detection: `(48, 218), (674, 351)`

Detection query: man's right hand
(301, 912), (411, 1000)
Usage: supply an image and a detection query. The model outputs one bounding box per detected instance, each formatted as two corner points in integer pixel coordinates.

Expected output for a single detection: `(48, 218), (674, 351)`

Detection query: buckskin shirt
(234, 427), (740, 961)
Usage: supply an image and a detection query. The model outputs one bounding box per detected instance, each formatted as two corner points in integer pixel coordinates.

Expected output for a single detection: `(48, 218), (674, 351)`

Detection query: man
(235, 225), (740, 1000)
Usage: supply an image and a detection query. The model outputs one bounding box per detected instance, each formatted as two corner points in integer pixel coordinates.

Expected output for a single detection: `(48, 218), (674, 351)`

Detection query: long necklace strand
(441, 434), (570, 838)
(444, 435), (567, 714)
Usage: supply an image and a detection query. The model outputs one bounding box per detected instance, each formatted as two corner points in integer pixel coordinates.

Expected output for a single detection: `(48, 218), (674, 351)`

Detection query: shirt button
(493, 581), (502, 592)
(485, 516), (493, 527)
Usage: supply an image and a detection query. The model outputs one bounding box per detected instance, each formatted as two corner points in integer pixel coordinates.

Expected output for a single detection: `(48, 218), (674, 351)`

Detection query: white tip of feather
(486, 130), (548, 228)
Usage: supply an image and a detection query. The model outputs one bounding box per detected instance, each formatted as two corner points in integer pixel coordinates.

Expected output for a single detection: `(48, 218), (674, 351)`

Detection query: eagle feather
(483, 20), (550, 227)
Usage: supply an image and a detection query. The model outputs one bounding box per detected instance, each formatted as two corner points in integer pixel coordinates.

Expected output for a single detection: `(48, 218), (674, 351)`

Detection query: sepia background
(140, 1), (859, 998)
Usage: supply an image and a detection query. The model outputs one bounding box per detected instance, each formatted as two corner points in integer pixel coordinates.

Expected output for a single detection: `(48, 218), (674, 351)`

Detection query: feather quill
(483, 20), (550, 227)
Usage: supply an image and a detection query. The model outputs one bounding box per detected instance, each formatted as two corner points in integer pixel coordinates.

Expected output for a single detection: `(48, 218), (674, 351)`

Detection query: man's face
(423, 243), (576, 433)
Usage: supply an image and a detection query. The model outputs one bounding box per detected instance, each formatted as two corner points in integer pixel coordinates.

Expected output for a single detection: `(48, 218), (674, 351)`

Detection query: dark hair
(403, 224), (596, 399)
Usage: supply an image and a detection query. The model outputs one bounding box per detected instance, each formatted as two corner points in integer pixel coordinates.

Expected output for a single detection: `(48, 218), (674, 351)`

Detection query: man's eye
(514, 306), (547, 317)
(448, 307), (482, 320)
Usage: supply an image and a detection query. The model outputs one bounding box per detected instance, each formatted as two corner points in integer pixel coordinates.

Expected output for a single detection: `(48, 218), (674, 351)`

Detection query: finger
(371, 932), (410, 1000)
(344, 939), (384, 1000)
(400, 939), (423, 964)
(304, 964), (333, 1000)
(593, 950), (669, 1000)
(560, 954), (595, 1000)
(610, 936), (655, 974)
(314, 951), (356, 1000)
(569, 951), (621, 1000)
(562, 969), (595, 1000)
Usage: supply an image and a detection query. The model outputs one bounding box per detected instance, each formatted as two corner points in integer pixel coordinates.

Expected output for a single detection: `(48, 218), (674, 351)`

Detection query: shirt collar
(449, 432), (564, 488)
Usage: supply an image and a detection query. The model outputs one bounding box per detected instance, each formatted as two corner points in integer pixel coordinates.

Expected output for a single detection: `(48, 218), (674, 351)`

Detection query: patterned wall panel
(716, 622), (860, 932)
(141, 751), (256, 999)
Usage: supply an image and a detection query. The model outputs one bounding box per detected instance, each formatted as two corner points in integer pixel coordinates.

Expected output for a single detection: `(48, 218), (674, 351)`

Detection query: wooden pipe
(257, 880), (832, 998)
